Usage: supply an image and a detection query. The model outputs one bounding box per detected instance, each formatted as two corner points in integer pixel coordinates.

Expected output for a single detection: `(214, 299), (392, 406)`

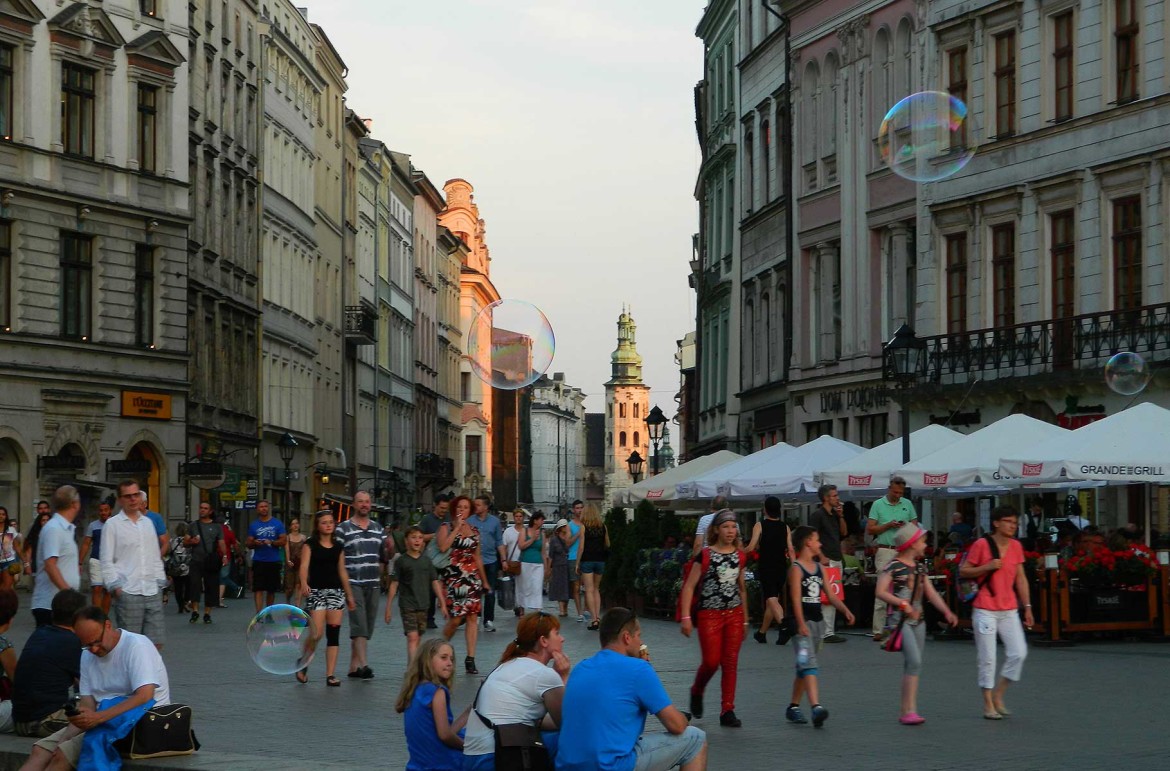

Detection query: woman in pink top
(959, 506), (1034, 720)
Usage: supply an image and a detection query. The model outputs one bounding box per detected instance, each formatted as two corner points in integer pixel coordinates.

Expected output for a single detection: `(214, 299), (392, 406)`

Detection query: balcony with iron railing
(920, 302), (1170, 386)
(344, 304), (377, 345)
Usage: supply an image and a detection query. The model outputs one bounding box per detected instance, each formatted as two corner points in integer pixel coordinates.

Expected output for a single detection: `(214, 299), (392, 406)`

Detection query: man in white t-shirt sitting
(21, 606), (171, 771)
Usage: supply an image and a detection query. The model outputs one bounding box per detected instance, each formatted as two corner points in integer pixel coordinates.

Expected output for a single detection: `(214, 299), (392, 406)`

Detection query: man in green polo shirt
(866, 475), (918, 640)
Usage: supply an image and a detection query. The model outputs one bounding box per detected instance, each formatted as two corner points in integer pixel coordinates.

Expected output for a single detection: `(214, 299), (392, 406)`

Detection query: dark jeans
(482, 561), (499, 624)
(189, 563), (220, 610)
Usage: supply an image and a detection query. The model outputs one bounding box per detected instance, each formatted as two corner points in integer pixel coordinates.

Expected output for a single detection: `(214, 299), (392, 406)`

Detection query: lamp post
(277, 432), (298, 520)
(882, 324), (927, 464)
(645, 405), (668, 477)
(626, 451), (645, 484)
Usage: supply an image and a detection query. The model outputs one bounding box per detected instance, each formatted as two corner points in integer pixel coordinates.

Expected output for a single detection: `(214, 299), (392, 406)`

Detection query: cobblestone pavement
(0, 592), (1167, 769)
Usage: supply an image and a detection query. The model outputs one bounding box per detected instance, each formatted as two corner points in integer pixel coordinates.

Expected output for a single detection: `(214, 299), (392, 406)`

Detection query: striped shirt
(336, 518), (385, 586)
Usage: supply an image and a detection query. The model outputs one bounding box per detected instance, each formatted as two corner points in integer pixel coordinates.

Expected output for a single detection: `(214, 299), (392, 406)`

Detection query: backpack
(165, 542), (191, 578)
(675, 547), (746, 622)
(957, 535), (999, 603)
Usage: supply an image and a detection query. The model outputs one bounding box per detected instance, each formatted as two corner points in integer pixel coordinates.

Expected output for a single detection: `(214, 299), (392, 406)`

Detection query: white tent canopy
(817, 424), (966, 492)
(998, 402), (1170, 483)
(616, 450), (742, 507)
(675, 442), (795, 500)
(896, 414), (1070, 489)
(677, 436), (865, 502)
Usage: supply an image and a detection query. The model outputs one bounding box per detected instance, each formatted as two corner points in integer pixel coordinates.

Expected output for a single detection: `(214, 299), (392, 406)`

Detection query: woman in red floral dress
(437, 495), (489, 674)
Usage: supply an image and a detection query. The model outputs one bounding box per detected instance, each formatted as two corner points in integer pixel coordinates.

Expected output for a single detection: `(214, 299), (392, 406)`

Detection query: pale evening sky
(319, 0), (708, 430)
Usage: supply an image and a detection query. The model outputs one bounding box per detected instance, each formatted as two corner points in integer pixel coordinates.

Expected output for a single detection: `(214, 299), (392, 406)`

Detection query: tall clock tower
(604, 308), (650, 507)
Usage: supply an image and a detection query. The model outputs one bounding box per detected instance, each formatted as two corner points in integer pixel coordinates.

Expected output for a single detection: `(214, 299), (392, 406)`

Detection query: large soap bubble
(1104, 351), (1150, 396)
(467, 299), (555, 391)
(246, 604), (315, 675)
(878, 91), (976, 182)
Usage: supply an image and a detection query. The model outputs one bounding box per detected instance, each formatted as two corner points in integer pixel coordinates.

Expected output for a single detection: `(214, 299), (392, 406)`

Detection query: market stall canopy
(675, 442), (795, 500)
(615, 449), (742, 507)
(816, 424), (966, 492)
(998, 402), (1170, 483)
(896, 414), (1069, 489)
(677, 436), (864, 503)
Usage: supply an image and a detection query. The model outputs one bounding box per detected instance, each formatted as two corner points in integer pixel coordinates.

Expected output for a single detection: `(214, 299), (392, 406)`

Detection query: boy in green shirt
(384, 526), (445, 659)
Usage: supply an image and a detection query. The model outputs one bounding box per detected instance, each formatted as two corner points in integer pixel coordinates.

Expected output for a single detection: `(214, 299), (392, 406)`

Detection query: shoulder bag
(472, 671), (551, 771)
(425, 524), (452, 570)
(883, 563), (925, 653)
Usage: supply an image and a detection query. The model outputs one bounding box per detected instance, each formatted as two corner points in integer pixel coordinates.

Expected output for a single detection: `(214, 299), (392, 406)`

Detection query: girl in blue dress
(395, 638), (468, 771)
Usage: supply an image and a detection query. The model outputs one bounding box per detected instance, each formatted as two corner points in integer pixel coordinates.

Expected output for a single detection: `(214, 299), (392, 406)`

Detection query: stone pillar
(889, 222), (911, 329)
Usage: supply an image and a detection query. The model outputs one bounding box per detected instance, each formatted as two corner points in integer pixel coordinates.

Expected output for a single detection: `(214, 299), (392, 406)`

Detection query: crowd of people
(0, 477), (1063, 769)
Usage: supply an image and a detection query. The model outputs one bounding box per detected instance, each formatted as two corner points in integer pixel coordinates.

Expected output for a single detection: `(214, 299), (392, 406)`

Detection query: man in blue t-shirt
(247, 500), (287, 613)
(557, 608), (707, 771)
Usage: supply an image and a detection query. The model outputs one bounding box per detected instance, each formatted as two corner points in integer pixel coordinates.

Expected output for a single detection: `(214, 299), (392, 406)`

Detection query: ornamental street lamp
(277, 432), (298, 519)
(882, 324), (927, 464)
(626, 450), (645, 484)
(645, 405), (668, 477)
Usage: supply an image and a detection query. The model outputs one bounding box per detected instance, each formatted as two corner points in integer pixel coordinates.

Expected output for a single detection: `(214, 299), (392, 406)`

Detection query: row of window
(948, 0), (1142, 142)
(0, 225), (156, 346)
(943, 197), (1142, 335)
(606, 402), (644, 419)
(803, 413), (889, 449)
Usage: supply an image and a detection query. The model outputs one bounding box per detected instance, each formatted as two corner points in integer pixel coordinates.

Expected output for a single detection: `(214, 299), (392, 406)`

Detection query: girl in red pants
(679, 509), (748, 727)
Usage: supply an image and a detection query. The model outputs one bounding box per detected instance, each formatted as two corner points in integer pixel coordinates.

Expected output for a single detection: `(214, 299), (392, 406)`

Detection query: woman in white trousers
(959, 506), (1033, 720)
(515, 512), (548, 613)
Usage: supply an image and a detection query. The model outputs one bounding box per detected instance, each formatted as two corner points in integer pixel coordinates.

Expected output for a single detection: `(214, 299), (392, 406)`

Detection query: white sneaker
(484, 621), (495, 632)
(576, 615), (585, 623)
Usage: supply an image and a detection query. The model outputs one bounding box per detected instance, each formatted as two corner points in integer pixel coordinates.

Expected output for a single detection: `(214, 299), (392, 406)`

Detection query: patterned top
(335, 518), (385, 587)
(698, 549), (743, 611)
(883, 558), (925, 626)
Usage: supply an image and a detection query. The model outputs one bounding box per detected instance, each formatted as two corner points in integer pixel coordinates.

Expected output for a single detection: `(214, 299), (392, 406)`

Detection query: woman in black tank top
(297, 510), (354, 686)
(745, 496), (794, 645)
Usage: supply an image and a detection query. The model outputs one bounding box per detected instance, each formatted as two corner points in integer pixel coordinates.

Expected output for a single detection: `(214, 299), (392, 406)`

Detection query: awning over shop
(999, 402), (1170, 483)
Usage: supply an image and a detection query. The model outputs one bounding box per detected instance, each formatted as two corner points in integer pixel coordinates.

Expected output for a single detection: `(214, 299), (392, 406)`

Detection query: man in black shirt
(12, 589), (87, 736)
(810, 485), (848, 644)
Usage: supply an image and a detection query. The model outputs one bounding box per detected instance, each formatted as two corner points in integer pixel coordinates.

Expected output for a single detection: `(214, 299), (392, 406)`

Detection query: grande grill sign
(923, 473), (949, 486)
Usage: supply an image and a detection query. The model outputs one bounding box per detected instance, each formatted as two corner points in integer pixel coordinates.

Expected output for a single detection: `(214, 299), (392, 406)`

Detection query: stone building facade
(186, 0), (263, 521)
(0, 0), (190, 524)
(914, 0), (1170, 531)
(530, 373), (586, 513)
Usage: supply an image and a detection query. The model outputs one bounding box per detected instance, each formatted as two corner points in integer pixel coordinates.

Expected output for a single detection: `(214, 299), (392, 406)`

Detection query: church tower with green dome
(604, 308), (650, 507)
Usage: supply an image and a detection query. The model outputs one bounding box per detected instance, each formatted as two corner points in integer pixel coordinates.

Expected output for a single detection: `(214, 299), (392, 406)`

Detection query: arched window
(619, 403), (626, 418)
(895, 19), (913, 100)
(619, 431), (627, 447)
(743, 297), (755, 384)
(873, 28), (892, 139)
(802, 61), (820, 170)
(761, 293), (771, 375)
(823, 53), (839, 158)
(633, 431), (640, 448)
(633, 403), (640, 418)
(744, 125), (754, 210)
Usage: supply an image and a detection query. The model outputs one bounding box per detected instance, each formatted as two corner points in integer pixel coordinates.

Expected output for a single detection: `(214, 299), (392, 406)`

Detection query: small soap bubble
(1104, 352), (1150, 396)
(467, 299), (555, 391)
(878, 91), (976, 183)
(246, 604), (315, 675)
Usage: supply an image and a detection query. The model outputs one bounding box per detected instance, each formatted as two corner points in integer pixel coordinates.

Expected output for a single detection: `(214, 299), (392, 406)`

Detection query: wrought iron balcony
(344, 305), (377, 345)
(920, 302), (1170, 386)
(415, 453), (456, 483)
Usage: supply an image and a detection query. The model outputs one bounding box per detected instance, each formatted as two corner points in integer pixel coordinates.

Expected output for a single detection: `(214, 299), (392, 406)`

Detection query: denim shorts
(634, 726), (706, 771)
(579, 561), (606, 575)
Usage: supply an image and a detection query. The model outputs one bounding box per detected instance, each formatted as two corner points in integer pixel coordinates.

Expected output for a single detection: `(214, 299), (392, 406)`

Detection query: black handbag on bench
(113, 704), (200, 759)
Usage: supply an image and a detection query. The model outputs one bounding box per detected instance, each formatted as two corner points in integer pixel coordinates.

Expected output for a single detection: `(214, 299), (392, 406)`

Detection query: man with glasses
(32, 487), (82, 627)
(22, 605), (171, 771)
(100, 481), (168, 650)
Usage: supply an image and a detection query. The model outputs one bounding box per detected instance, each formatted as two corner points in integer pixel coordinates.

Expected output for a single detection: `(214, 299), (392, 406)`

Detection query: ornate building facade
(0, 0), (191, 523)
